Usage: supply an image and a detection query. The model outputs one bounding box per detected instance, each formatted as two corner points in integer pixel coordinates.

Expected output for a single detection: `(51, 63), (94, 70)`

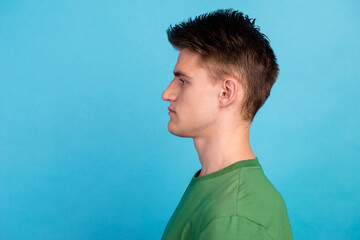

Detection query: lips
(168, 107), (176, 113)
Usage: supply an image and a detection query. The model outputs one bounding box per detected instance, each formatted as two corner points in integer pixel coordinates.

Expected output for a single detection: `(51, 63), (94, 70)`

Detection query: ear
(218, 77), (241, 107)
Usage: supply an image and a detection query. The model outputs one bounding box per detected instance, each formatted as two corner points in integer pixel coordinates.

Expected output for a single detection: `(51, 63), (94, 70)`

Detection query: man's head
(164, 8), (279, 124)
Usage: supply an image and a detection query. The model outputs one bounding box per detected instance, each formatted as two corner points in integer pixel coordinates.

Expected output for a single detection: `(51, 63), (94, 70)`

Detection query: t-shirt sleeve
(196, 216), (274, 240)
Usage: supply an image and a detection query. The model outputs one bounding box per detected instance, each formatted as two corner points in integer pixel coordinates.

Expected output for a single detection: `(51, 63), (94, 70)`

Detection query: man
(161, 8), (292, 240)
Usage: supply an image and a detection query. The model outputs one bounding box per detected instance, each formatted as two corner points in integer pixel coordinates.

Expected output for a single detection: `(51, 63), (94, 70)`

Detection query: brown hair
(166, 8), (279, 122)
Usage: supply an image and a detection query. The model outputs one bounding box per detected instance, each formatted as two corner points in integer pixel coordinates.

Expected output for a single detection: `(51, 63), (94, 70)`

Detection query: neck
(193, 121), (255, 177)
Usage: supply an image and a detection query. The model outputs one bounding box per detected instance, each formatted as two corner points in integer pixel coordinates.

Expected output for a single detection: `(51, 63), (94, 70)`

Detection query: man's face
(162, 48), (220, 138)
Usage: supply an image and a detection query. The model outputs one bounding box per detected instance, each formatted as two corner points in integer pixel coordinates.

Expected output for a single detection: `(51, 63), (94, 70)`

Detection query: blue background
(1, 0), (359, 239)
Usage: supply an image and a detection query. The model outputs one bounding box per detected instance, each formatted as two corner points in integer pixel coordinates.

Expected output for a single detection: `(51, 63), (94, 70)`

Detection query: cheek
(192, 90), (218, 117)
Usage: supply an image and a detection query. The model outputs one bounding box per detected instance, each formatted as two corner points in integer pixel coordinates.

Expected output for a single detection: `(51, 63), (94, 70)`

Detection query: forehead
(174, 49), (203, 71)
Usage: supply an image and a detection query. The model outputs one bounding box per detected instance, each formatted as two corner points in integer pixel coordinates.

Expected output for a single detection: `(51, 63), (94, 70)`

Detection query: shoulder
(236, 167), (293, 239)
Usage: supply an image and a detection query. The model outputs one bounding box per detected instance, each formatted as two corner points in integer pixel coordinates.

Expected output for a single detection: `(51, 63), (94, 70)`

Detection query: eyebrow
(173, 70), (192, 79)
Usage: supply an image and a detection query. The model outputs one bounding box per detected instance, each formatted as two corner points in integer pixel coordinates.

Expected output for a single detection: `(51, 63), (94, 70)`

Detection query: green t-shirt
(161, 157), (293, 240)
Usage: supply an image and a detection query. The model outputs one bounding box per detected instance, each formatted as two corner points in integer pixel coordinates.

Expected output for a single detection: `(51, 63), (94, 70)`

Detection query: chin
(167, 123), (192, 138)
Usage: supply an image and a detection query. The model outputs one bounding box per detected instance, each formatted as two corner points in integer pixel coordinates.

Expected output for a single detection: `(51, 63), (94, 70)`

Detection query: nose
(162, 79), (177, 102)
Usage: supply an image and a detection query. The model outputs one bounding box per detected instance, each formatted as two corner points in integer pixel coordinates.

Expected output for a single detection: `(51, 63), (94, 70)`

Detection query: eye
(179, 79), (186, 85)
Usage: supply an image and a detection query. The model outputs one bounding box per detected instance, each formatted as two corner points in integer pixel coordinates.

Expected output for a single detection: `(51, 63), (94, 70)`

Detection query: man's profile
(161, 9), (292, 240)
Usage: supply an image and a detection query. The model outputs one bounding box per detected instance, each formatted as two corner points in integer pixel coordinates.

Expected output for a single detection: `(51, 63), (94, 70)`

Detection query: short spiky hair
(167, 8), (279, 122)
